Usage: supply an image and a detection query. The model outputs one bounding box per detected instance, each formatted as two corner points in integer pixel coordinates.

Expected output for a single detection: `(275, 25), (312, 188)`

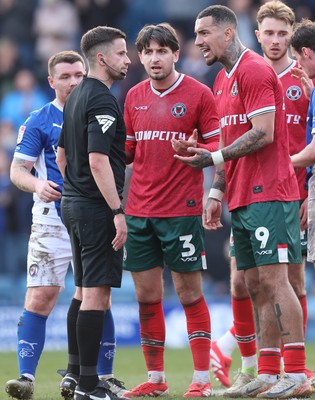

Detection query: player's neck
(265, 53), (293, 75)
(222, 41), (246, 73)
(55, 97), (65, 109)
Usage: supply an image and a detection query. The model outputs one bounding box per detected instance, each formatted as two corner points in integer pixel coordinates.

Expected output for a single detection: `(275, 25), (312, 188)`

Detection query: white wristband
(208, 188), (224, 202)
(211, 150), (224, 165)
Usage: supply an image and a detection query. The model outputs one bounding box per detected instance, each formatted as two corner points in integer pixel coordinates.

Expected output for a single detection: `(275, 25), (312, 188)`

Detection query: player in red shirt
(123, 23), (219, 398)
(174, 5), (312, 399)
(208, 1), (315, 394)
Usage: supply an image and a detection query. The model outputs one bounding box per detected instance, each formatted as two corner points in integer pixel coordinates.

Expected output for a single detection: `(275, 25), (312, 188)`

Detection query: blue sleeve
(15, 112), (44, 159)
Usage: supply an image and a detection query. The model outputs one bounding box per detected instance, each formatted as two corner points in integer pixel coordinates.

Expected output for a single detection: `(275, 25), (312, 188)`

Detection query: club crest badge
(172, 103), (186, 118)
(286, 85), (302, 101)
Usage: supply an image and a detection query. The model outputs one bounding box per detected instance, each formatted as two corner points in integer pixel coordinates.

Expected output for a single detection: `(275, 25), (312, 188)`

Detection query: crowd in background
(1, 0), (315, 294)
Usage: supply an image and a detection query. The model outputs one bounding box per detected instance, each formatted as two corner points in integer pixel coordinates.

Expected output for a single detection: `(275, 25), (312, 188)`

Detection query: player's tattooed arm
(174, 113), (273, 168)
(212, 165), (226, 193)
(222, 126), (270, 161)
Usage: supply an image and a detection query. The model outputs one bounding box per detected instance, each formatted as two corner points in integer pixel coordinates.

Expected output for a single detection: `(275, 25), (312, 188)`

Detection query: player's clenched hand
(35, 179), (61, 203)
(203, 197), (223, 230)
(174, 146), (213, 168)
(112, 214), (128, 251)
(171, 129), (198, 155)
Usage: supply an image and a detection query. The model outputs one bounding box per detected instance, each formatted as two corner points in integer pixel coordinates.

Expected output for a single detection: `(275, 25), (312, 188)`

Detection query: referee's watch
(112, 206), (125, 216)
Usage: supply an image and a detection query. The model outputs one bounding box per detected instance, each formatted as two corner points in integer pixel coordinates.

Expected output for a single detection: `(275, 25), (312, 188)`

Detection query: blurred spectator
(161, 0), (210, 39)
(0, 38), (21, 99)
(227, 0), (260, 52)
(0, 0), (37, 69)
(0, 120), (16, 156)
(180, 38), (213, 84)
(0, 146), (11, 234)
(71, 0), (126, 34)
(0, 69), (49, 132)
(33, 0), (80, 83)
(119, 0), (167, 41)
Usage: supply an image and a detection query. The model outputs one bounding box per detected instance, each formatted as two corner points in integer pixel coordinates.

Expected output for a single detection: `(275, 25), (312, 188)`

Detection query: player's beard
(263, 45), (287, 62)
(149, 68), (172, 81)
(205, 55), (218, 66)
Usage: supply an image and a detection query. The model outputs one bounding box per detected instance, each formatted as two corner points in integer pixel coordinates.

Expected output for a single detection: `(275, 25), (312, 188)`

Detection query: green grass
(1, 345), (315, 399)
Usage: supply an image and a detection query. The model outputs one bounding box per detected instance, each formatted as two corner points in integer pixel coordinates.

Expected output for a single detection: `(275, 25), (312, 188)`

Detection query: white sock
(216, 330), (237, 357)
(98, 374), (113, 380)
(148, 371), (165, 383)
(192, 370), (210, 384)
(22, 374), (35, 382)
(285, 372), (307, 382)
(242, 355), (258, 370)
(258, 374), (279, 383)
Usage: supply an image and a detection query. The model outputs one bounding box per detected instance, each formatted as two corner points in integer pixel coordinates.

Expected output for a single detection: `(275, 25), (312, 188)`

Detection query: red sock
(183, 295), (211, 371)
(139, 300), (165, 371)
(283, 343), (306, 374)
(230, 325), (236, 337)
(232, 296), (256, 357)
(298, 295), (308, 337)
(258, 349), (281, 375)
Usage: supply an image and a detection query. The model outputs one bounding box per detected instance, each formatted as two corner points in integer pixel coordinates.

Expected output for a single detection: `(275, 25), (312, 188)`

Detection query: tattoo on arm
(190, 152), (213, 169)
(223, 127), (268, 161)
(212, 167), (226, 193)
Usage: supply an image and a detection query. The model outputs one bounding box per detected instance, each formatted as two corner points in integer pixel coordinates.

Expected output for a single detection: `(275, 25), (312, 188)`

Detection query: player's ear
(48, 76), (55, 90)
(255, 29), (261, 43)
(224, 26), (234, 42)
(173, 49), (180, 64)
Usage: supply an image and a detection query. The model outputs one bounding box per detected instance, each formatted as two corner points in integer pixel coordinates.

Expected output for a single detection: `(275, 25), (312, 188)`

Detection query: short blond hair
(256, 1), (295, 27)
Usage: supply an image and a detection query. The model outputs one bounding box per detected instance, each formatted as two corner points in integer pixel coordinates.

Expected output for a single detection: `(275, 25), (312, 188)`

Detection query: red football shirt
(280, 60), (309, 200)
(125, 74), (220, 217)
(213, 49), (299, 211)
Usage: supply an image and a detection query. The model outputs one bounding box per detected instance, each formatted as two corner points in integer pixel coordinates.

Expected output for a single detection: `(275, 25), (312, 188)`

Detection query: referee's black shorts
(61, 196), (123, 288)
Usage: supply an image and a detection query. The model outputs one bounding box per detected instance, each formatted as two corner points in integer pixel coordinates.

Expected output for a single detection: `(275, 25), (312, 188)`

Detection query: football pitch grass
(1, 345), (315, 400)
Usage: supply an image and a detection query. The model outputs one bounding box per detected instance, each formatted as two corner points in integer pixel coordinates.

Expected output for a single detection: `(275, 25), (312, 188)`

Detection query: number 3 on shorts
(179, 234), (196, 257)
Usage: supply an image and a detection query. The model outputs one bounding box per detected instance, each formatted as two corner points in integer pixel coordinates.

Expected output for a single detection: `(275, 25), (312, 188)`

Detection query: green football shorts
(124, 216), (207, 272)
(230, 207), (307, 258)
(231, 201), (302, 270)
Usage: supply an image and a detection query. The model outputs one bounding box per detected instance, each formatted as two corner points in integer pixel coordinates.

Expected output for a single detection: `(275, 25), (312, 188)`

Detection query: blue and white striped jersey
(14, 99), (64, 225)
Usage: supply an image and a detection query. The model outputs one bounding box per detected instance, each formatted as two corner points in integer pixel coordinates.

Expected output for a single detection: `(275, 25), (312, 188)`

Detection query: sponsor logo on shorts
(29, 264), (39, 277)
(256, 249), (272, 255)
(180, 256), (197, 262)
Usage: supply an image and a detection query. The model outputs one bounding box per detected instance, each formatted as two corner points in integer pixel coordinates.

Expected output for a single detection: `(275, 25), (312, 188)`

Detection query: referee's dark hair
(81, 26), (126, 61)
